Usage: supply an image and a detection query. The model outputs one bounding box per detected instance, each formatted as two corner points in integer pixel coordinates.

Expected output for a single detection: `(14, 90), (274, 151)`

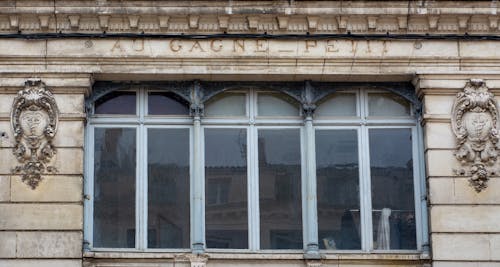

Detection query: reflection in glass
(148, 92), (190, 115)
(258, 129), (302, 249)
(368, 93), (410, 117)
(316, 130), (360, 250)
(205, 93), (246, 117)
(94, 128), (136, 248)
(95, 91), (136, 115)
(369, 129), (416, 250)
(148, 128), (190, 248)
(257, 93), (300, 116)
(315, 93), (357, 117)
(205, 129), (248, 249)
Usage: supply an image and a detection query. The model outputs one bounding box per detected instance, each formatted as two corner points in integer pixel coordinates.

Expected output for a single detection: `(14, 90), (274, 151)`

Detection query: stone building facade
(0, 1), (499, 267)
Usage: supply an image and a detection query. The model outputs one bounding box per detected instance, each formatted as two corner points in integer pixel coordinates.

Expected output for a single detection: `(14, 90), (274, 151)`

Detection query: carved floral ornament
(11, 80), (59, 189)
(452, 79), (500, 192)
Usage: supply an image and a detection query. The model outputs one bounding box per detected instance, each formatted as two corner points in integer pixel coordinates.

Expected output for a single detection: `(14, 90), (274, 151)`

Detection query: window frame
(203, 88), (305, 252)
(85, 87), (194, 252)
(202, 124), (251, 252)
(84, 83), (428, 255)
(313, 89), (425, 252)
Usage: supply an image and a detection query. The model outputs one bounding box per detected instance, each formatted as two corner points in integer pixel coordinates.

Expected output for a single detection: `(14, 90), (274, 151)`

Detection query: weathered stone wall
(0, 74), (89, 267)
(0, 1), (499, 267)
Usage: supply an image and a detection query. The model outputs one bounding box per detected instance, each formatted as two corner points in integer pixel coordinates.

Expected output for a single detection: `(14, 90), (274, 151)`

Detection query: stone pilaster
(417, 74), (500, 266)
(0, 74), (90, 267)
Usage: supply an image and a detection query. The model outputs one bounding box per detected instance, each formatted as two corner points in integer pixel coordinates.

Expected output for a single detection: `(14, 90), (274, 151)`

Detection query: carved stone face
(19, 108), (49, 137)
(464, 112), (493, 140)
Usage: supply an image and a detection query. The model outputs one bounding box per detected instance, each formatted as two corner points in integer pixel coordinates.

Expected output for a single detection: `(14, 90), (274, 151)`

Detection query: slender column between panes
(303, 115), (319, 256)
(138, 89), (147, 250)
(248, 125), (259, 251)
(137, 124), (147, 250)
(359, 91), (373, 251)
(248, 91), (259, 251)
(192, 115), (205, 253)
(359, 125), (373, 251)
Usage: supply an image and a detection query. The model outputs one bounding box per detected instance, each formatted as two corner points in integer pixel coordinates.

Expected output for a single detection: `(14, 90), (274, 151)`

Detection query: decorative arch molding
(197, 81), (303, 102)
(452, 79), (500, 192)
(85, 81), (193, 114)
(11, 80), (59, 189)
(309, 82), (420, 111)
(88, 80), (419, 118)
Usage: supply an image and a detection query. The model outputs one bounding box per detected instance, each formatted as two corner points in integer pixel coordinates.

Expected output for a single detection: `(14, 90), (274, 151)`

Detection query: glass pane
(316, 130), (360, 250)
(93, 128), (136, 248)
(369, 129), (416, 250)
(257, 93), (300, 116)
(368, 93), (410, 116)
(95, 91), (136, 115)
(205, 93), (246, 117)
(315, 93), (357, 117)
(205, 129), (248, 249)
(259, 129), (302, 249)
(148, 128), (190, 248)
(148, 92), (190, 115)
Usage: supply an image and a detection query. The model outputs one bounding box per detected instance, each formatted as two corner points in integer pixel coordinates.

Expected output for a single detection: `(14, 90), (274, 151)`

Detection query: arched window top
(147, 91), (190, 115)
(94, 91), (137, 115)
(205, 91), (246, 117)
(367, 92), (411, 117)
(315, 90), (413, 119)
(204, 89), (301, 118)
(89, 81), (418, 120)
(315, 92), (358, 117)
(92, 89), (190, 116)
(257, 91), (300, 117)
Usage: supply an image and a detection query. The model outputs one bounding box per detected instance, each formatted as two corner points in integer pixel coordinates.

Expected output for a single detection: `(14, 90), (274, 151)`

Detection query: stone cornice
(2, 1), (500, 34)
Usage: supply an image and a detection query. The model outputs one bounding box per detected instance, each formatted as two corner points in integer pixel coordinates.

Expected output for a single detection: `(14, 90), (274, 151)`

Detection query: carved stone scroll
(11, 80), (59, 189)
(452, 79), (499, 192)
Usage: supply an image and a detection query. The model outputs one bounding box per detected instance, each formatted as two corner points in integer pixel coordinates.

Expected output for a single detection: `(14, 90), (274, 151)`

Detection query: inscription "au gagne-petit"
(108, 38), (388, 54)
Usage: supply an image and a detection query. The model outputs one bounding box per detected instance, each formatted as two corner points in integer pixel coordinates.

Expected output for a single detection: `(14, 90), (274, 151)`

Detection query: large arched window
(313, 90), (419, 251)
(204, 90), (303, 250)
(88, 88), (192, 249)
(85, 83), (426, 254)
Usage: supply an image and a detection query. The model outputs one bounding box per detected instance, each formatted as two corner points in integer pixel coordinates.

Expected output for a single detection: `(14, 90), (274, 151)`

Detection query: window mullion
(248, 125), (259, 251)
(192, 114), (205, 253)
(137, 124), (147, 250)
(248, 90), (260, 251)
(138, 89), (148, 250)
(359, 91), (373, 252)
(303, 116), (319, 257)
(360, 125), (373, 252)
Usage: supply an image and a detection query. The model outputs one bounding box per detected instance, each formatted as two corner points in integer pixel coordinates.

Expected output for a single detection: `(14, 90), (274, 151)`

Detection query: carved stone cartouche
(11, 80), (59, 189)
(452, 79), (499, 192)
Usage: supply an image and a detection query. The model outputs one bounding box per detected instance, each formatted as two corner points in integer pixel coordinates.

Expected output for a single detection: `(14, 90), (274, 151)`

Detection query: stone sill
(84, 251), (430, 261)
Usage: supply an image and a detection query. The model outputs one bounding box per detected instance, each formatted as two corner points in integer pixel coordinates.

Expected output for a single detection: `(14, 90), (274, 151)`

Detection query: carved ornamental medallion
(11, 80), (59, 189)
(452, 79), (499, 192)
